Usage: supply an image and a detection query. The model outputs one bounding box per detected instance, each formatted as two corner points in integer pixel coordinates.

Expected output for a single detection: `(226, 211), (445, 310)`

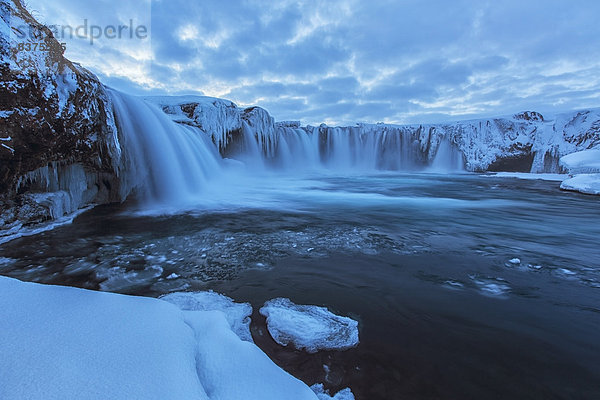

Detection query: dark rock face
(514, 111), (544, 122)
(0, 0), (122, 233)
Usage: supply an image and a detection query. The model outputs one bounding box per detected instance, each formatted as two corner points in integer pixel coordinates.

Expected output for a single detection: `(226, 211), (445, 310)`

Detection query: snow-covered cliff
(0, 0), (122, 232)
(149, 94), (600, 174)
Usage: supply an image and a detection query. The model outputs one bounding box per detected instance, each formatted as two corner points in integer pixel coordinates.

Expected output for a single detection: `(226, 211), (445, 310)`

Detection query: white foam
(260, 298), (359, 353)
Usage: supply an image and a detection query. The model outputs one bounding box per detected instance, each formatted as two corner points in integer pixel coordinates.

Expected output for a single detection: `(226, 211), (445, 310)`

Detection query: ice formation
(559, 150), (600, 195)
(560, 174), (600, 195)
(160, 291), (254, 342)
(260, 298), (359, 353)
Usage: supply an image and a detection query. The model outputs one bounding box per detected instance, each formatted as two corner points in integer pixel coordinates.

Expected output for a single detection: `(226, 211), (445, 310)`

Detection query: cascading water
(235, 125), (448, 172)
(429, 139), (465, 172)
(109, 90), (223, 206)
(109, 90), (466, 209)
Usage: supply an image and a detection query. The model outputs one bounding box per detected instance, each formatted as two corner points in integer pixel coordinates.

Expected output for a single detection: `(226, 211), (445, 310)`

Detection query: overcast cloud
(25, 0), (600, 125)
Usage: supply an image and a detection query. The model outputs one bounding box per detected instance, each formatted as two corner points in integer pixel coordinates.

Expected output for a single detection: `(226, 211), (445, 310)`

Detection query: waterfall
(429, 139), (465, 172)
(233, 125), (436, 172)
(109, 90), (223, 206)
(108, 90), (466, 208)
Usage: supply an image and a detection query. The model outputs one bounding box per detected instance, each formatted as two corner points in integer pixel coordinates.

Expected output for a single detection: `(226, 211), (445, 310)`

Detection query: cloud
(24, 0), (600, 125)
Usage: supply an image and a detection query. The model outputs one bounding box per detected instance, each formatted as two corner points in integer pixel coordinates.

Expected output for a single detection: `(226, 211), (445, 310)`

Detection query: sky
(25, 0), (600, 125)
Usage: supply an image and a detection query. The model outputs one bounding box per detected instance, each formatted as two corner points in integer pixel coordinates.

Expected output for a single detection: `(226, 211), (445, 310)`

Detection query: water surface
(1, 173), (599, 399)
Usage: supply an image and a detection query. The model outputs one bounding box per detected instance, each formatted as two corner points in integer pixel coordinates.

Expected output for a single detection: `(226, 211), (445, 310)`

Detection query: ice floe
(260, 298), (359, 353)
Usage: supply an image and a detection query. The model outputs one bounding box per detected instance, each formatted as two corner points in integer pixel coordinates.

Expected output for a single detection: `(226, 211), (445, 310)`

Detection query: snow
(488, 172), (566, 181)
(558, 150), (600, 195)
(144, 95), (241, 150)
(260, 298), (359, 353)
(160, 291), (254, 342)
(560, 174), (600, 195)
(559, 149), (600, 174)
(310, 384), (355, 400)
(0, 276), (319, 400)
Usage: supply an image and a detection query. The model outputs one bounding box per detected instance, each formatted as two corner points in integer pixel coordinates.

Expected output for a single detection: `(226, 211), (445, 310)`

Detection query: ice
(0, 205), (93, 245)
(310, 384), (356, 400)
(98, 265), (164, 292)
(160, 291), (254, 342)
(508, 258), (521, 265)
(0, 276), (319, 400)
(488, 172), (566, 181)
(560, 174), (600, 195)
(557, 150), (600, 195)
(470, 275), (511, 298)
(260, 298), (359, 353)
(559, 149), (600, 174)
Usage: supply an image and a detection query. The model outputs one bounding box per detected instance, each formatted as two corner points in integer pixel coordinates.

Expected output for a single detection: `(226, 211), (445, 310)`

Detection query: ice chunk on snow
(560, 174), (600, 195)
(311, 383), (356, 400)
(260, 298), (359, 353)
(161, 291), (253, 342)
(0, 276), (318, 400)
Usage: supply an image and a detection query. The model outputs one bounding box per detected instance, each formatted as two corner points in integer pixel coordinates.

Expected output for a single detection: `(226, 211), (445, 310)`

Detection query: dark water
(1, 173), (599, 399)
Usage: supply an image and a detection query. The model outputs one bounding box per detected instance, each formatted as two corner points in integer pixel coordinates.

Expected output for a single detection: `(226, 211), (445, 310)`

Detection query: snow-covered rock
(160, 291), (254, 342)
(144, 95), (242, 151)
(560, 174), (600, 195)
(260, 298), (359, 353)
(0, 0), (123, 232)
(0, 276), (319, 400)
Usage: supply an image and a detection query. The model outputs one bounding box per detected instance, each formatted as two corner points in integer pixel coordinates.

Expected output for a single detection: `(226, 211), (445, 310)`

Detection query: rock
(0, 0), (124, 229)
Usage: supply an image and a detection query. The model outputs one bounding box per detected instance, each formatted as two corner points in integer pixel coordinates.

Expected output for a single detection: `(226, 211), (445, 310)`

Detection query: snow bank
(160, 291), (253, 342)
(560, 174), (600, 195)
(260, 298), (359, 353)
(559, 149), (600, 174)
(487, 172), (565, 181)
(558, 150), (600, 195)
(0, 276), (318, 400)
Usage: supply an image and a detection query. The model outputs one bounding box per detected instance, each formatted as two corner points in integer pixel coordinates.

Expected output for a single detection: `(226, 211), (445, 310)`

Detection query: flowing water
(1, 92), (599, 399)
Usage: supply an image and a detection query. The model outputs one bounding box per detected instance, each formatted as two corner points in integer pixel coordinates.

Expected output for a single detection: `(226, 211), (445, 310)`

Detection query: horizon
(23, 0), (600, 126)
